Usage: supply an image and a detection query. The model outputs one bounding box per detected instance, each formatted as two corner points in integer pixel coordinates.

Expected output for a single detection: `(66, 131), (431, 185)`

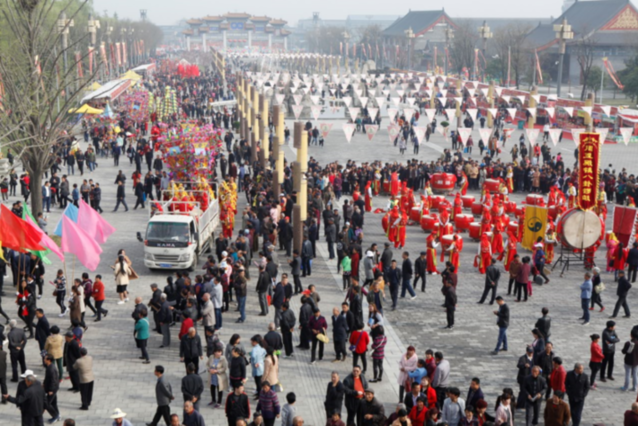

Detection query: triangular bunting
(457, 128), (472, 146)
(487, 108), (498, 119)
(387, 123), (400, 142)
(445, 109), (457, 120)
(414, 126), (427, 143)
(348, 107), (360, 121)
(600, 105), (611, 116)
(342, 96), (352, 107)
(620, 128), (634, 145)
(359, 97), (368, 107)
(387, 108), (398, 121)
(403, 108), (415, 122)
(424, 109), (436, 121)
(375, 97), (385, 107)
(466, 109), (478, 123)
(548, 129), (562, 146)
(563, 107), (574, 117)
(319, 122), (333, 138)
(292, 105), (304, 119)
(478, 128), (492, 143)
(506, 108), (517, 119)
(525, 128), (540, 145)
(571, 128), (585, 146)
(545, 107), (555, 119)
(343, 123), (356, 143)
(367, 108), (379, 120)
(293, 94), (303, 105)
(598, 128), (609, 142)
(311, 105), (322, 121)
(365, 125), (379, 141)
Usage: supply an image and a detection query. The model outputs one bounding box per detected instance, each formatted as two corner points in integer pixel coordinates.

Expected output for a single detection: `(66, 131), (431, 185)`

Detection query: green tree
(618, 56), (638, 102)
(585, 66), (603, 96)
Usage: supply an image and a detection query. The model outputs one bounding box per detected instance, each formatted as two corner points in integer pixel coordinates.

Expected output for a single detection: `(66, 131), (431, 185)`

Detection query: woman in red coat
(349, 327), (370, 373)
(419, 377), (438, 409)
(408, 398), (428, 426)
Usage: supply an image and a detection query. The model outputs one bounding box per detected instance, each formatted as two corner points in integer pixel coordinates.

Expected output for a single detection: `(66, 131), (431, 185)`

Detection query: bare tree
(573, 36), (597, 100)
(449, 20), (477, 74)
(0, 0), (100, 216)
(305, 26), (346, 55)
(492, 24), (533, 88)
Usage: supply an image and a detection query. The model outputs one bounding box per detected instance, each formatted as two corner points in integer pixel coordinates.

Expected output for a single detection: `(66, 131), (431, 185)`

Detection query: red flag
(535, 49), (543, 85)
(100, 44), (109, 75)
(0, 205), (44, 252)
(603, 57), (624, 90)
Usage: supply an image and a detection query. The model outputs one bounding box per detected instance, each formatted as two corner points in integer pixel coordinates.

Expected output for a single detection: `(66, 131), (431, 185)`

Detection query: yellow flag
(522, 206), (548, 251)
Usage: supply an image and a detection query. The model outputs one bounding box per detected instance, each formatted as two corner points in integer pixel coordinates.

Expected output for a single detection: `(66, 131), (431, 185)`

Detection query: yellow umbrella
(119, 70), (142, 81)
(68, 104), (104, 114)
(86, 81), (102, 91)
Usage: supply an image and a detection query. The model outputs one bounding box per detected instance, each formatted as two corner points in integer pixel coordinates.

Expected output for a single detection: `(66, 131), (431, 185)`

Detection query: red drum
(410, 207), (422, 222)
(469, 222), (481, 240)
(431, 173), (457, 194)
(430, 196), (445, 209)
(508, 221), (518, 236)
(437, 199), (452, 213)
(556, 208), (603, 250)
(484, 231), (493, 240)
(484, 178), (500, 192)
(515, 206), (525, 219)
(504, 201), (516, 214)
(471, 202), (483, 216)
(548, 205), (558, 221)
(441, 235), (454, 250)
(461, 195), (475, 209)
(382, 181), (390, 194)
(526, 194), (544, 206)
(421, 215), (438, 231)
(455, 214), (473, 231)
(605, 230), (613, 245)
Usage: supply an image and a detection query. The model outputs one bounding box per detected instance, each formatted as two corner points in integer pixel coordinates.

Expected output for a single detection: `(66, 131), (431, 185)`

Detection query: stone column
(455, 79), (462, 128)
(584, 93), (594, 131)
(202, 33), (207, 53)
(527, 86), (537, 129)
(487, 80), (495, 128)
(293, 204), (302, 255)
(222, 30), (227, 51)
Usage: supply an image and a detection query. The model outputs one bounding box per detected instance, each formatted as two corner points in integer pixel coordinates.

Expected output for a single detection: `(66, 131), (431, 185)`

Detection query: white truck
(137, 185), (219, 271)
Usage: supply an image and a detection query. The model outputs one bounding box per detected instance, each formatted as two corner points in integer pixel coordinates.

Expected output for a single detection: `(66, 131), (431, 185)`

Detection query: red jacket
(408, 406), (428, 426)
(549, 365), (566, 392)
(349, 330), (370, 354)
(591, 342), (604, 363)
(179, 318), (194, 340)
(92, 280), (105, 302)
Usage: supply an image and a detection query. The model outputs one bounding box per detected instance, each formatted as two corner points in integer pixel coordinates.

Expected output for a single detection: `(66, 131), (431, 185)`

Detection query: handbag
(595, 282), (606, 294)
(317, 333), (329, 344)
(349, 331), (364, 352)
(52, 289), (58, 297)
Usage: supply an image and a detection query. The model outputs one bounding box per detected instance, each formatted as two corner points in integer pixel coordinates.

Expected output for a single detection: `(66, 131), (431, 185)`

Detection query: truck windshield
(146, 222), (190, 243)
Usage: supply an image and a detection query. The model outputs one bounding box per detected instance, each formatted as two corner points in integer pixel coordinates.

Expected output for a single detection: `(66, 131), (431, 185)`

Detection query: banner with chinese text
(578, 132), (601, 210)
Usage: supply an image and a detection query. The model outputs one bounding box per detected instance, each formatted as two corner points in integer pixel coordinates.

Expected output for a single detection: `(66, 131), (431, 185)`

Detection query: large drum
(420, 215), (439, 231)
(605, 230), (614, 245)
(508, 221), (519, 236)
(431, 173), (457, 194)
(437, 199), (452, 213)
(430, 195), (446, 210)
(557, 208), (604, 250)
(504, 201), (517, 214)
(382, 181), (390, 194)
(471, 202), (483, 216)
(469, 222), (481, 240)
(461, 195), (475, 209)
(515, 206), (525, 219)
(441, 235), (454, 250)
(548, 205), (558, 221)
(410, 207), (422, 222)
(526, 194), (544, 206)
(455, 214), (473, 231)
(484, 178), (501, 192)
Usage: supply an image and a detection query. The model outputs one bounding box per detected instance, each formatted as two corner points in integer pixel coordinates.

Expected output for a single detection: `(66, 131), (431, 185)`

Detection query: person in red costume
(395, 210), (408, 249)
(364, 181), (372, 212)
(451, 194), (462, 221)
(426, 233), (439, 274)
(390, 172), (399, 197)
(480, 207), (492, 234)
(476, 233), (492, 274)
(613, 242), (629, 281)
(420, 195), (430, 216)
(382, 210), (390, 234)
(548, 186), (558, 207)
(504, 232), (518, 272)
(352, 183), (361, 202)
(444, 235), (462, 272)
(491, 222), (505, 260)
(437, 209), (454, 239)
(387, 206), (400, 243)
(567, 182), (577, 208)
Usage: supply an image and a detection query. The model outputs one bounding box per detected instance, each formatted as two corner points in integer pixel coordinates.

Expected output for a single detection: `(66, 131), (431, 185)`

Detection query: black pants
(311, 335), (324, 362)
(434, 386), (447, 410)
(56, 291), (66, 313)
(79, 381), (94, 408)
(414, 275), (426, 292)
(353, 351), (367, 372)
(346, 399), (361, 426)
(84, 297), (96, 314)
(613, 295), (630, 317)
(95, 300), (107, 320)
(591, 292), (604, 309)
(184, 357), (199, 373)
(569, 398), (584, 426)
(298, 326), (311, 349)
(210, 385), (223, 404)
(373, 358), (383, 380)
(525, 399), (541, 426)
(601, 351), (615, 379)
(334, 339), (347, 361)
(629, 264), (638, 282)
(302, 257), (311, 276)
(478, 283), (497, 304)
(590, 361), (601, 386)
(139, 339), (149, 361)
(282, 329), (294, 356)
(46, 392), (59, 418)
(134, 196), (145, 209)
(508, 277), (516, 295)
(293, 275), (302, 294)
(446, 307), (455, 327)
(151, 405), (171, 426)
(10, 350), (26, 380)
(68, 368), (80, 390)
(516, 281), (528, 301)
(254, 375), (262, 393)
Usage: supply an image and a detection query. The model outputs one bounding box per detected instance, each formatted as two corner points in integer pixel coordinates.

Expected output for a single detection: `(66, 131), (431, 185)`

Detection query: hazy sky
(93, 0), (565, 26)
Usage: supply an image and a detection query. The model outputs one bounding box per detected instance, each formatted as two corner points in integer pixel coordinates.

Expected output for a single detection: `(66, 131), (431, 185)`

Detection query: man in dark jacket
(627, 241), (638, 283)
(349, 287), (364, 330)
(8, 321), (27, 382)
(134, 180), (145, 209)
(272, 278), (286, 328)
(332, 307), (349, 362)
(443, 281), (457, 329)
(387, 260), (401, 310)
(601, 320), (621, 382)
(360, 389), (385, 426)
(181, 363), (204, 411)
(516, 347), (535, 408)
(264, 323), (283, 353)
(43, 354), (60, 422)
(0, 344), (6, 404)
(279, 217), (293, 257)
(256, 267), (270, 316)
(158, 295), (172, 348)
(612, 270), (632, 318)
(343, 366), (368, 426)
(401, 252), (416, 299)
(297, 297), (314, 350)
(381, 243), (393, 279)
(63, 331), (81, 392)
(34, 309), (50, 364)
(478, 258), (501, 304)
(523, 366), (547, 426)
(149, 284), (163, 333)
(492, 296), (509, 354)
(537, 342), (555, 399)
(6, 374), (46, 425)
(534, 307), (552, 342)
(280, 302), (296, 357)
(113, 181), (129, 212)
(225, 383), (250, 426)
(179, 328), (203, 373)
(414, 251), (427, 292)
(326, 220), (337, 260)
(565, 363), (589, 426)
(148, 365), (173, 426)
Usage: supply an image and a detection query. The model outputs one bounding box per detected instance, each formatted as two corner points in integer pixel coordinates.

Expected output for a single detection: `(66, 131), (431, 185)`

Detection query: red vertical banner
(577, 132), (601, 210)
(110, 43), (116, 69)
(434, 46), (438, 70)
(116, 43), (122, 66)
(100, 44), (109, 75)
(75, 51), (83, 78)
(123, 42), (127, 64)
(88, 47), (94, 74)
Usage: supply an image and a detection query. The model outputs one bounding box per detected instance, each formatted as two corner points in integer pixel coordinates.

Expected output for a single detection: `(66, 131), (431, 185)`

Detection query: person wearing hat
(360, 389), (385, 426)
(516, 347), (535, 409)
(63, 331), (81, 392)
(110, 407), (133, 426)
(4, 372), (45, 425)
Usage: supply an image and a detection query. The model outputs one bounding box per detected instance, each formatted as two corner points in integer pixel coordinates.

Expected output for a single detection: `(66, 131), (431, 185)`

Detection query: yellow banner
(522, 205), (548, 250)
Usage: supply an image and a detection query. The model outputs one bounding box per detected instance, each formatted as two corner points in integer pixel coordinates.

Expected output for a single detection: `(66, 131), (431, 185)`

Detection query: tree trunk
(28, 166), (43, 217)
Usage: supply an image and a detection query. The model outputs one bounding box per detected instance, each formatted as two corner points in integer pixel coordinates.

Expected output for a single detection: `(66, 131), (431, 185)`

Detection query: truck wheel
(189, 253), (199, 271)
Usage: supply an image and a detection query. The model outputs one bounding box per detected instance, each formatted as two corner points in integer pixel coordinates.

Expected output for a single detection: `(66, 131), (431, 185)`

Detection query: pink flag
(77, 199), (115, 245)
(61, 216), (102, 271)
(25, 216), (64, 262)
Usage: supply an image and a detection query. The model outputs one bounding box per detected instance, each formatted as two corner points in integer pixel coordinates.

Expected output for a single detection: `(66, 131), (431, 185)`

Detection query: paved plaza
(1, 115), (636, 425)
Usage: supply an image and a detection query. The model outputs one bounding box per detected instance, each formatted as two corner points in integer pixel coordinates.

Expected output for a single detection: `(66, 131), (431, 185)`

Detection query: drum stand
(552, 246), (586, 277)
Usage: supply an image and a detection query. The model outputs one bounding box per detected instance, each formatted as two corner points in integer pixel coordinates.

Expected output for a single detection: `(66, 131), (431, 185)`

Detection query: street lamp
(553, 18), (573, 97)
(343, 31), (350, 70)
(477, 21), (492, 81)
(444, 25), (454, 75)
(405, 27), (415, 70)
